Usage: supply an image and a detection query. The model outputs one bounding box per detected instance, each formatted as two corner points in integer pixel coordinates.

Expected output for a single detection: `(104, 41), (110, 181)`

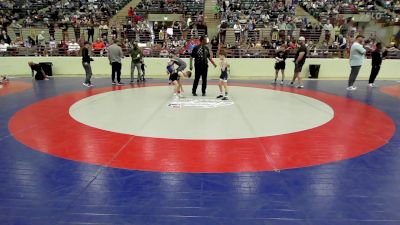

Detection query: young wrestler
(273, 45), (287, 85)
(169, 70), (192, 98)
(216, 51), (230, 100)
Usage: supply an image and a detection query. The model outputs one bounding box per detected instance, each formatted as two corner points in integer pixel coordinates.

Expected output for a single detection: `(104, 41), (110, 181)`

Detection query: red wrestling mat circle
(380, 84), (400, 98)
(8, 83), (396, 173)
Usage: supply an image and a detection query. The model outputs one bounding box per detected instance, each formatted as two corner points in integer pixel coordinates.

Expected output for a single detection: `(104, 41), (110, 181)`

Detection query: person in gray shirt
(108, 40), (124, 85)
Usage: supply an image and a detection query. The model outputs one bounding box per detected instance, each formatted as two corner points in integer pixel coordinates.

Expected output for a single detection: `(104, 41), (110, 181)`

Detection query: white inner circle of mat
(69, 86), (334, 140)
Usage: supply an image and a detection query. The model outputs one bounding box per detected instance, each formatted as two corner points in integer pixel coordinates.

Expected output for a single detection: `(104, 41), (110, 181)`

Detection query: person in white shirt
(233, 22), (241, 42)
(323, 21), (333, 42)
(347, 35), (366, 91)
(67, 40), (81, 56)
(0, 41), (9, 54)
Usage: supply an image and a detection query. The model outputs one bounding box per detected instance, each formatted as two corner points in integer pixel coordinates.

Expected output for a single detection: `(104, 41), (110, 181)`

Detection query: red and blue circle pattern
(8, 83), (395, 173)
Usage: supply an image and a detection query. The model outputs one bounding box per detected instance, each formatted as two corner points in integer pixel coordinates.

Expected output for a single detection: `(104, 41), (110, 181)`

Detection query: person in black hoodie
(368, 43), (386, 87)
(82, 41), (94, 87)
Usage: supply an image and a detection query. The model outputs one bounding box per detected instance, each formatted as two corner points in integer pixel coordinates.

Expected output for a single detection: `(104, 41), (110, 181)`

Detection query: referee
(190, 36), (217, 96)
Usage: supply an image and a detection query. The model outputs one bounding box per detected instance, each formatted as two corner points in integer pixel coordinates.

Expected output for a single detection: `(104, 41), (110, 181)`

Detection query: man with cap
(347, 35), (366, 91)
(108, 39), (125, 85)
(290, 36), (307, 88)
(190, 35), (217, 96)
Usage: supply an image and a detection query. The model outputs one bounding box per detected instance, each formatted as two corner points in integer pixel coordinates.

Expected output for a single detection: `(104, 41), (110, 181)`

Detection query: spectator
(11, 20), (22, 38)
(0, 30), (11, 44)
(338, 34), (347, 58)
(61, 22), (69, 41)
(73, 21), (81, 41)
(0, 40), (9, 55)
(234, 21), (241, 42)
(87, 21), (95, 43)
(67, 39), (80, 56)
(36, 31), (46, 56)
(92, 38), (106, 56)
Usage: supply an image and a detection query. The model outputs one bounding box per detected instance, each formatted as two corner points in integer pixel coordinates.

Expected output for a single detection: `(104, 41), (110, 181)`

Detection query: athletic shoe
(296, 85), (304, 89)
(216, 95), (224, 99)
(82, 83), (90, 87)
(178, 93), (184, 98)
(89, 84), (95, 87)
(368, 83), (376, 87)
(192, 93), (198, 96)
(271, 81), (277, 85)
(346, 86), (357, 91)
(112, 82), (116, 85)
(202, 93), (206, 96)
(130, 80), (134, 84)
(221, 96), (229, 100)
(288, 82), (295, 87)
(137, 79), (140, 82)
(280, 81), (284, 85)
(117, 82), (124, 86)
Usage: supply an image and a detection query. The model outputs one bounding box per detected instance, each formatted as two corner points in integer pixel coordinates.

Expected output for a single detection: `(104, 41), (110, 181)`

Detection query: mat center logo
(168, 97), (234, 109)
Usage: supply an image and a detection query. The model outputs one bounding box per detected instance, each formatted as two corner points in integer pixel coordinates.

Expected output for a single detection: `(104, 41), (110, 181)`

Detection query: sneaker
(271, 80), (277, 85)
(112, 82), (116, 85)
(296, 85), (304, 89)
(202, 93), (206, 96)
(280, 81), (284, 85)
(368, 83), (376, 87)
(178, 93), (184, 98)
(192, 93), (198, 96)
(117, 82), (124, 86)
(216, 95), (224, 99)
(221, 96), (229, 100)
(130, 80), (134, 84)
(89, 84), (95, 87)
(346, 86), (357, 91)
(288, 82), (295, 87)
(82, 83), (90, 87)
(137, 79), (140, 82)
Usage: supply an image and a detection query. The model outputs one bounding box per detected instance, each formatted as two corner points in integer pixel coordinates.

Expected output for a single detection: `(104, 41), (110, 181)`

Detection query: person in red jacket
(128, 7), (134, 18)
(92, 38), (106, 56)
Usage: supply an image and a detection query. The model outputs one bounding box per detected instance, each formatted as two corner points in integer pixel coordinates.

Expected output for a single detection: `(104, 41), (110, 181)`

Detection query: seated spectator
(67, 40), (80, 56)
(92, 38), (106, 56)
(0, 40), (9, 54)
(0, 30), (11, 45)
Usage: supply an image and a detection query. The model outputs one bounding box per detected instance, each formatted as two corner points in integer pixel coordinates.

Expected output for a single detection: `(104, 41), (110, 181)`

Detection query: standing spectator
(338, 34), (347, 58)
(290, 37), (307, 88)
(99, 21), (109, 38)
(82, 41), (94, 87)
(11, 20), (22, 38)
(128, 7), (134, 19)
(0, 30), (11, 44)
(234, 21), (241, 42)
(87, 21), (95, 43)
(130, 43), (143, 83)
(0, 40), (9, 55)
(36, 31), (46, 56)
(190, 35), (217, 96)
(61, 22), (69, 41)
(368, 43), (386, 87)
(73, 22), (81, 41)
(48, 22), (55, 39)
(219, 20), (228, 44)
(108, 40), (124, 85)
(347, 35), (366, 91)
(323, 21), (333, 42)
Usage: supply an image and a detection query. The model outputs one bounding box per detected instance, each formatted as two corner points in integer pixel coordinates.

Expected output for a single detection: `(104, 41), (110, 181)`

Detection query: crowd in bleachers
(0, 0), (399, 58)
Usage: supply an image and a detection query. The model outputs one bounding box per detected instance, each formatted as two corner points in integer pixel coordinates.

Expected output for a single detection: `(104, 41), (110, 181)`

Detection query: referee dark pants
(192, 65), (208, 94)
